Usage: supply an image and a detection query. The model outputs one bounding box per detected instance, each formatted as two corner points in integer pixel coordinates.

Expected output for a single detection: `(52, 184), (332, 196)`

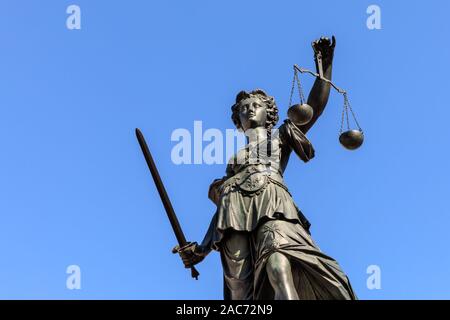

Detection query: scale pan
(339, 129), (364, 150)
(287, 104), (314, 126)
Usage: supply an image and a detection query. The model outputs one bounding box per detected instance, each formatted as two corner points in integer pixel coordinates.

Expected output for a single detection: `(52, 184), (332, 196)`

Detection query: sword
(135, 128), (200, 280)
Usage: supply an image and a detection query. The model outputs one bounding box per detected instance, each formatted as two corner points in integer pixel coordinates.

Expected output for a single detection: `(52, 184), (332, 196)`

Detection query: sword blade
(135, 128), (199, 280)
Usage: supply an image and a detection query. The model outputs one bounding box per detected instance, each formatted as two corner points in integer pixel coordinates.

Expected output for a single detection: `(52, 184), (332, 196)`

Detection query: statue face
(238, 97), (268, 131)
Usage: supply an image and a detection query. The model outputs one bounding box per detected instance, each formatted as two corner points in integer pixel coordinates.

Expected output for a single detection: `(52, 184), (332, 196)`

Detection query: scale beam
(293, 64), (347, 94)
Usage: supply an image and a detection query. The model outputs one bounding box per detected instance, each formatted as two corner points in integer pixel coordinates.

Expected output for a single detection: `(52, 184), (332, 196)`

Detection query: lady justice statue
(172, 36), (357, 300)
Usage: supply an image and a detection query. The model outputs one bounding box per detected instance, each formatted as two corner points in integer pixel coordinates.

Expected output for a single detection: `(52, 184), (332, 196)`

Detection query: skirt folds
(252, 219), (357, 300)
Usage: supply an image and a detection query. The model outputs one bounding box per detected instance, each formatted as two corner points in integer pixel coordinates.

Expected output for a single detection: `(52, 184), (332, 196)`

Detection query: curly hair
(231, 89), (279, 131)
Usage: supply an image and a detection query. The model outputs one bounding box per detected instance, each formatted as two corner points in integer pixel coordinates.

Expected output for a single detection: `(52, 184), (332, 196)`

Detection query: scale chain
(288, 67), (306, 108)
(343, 93), (363, 132)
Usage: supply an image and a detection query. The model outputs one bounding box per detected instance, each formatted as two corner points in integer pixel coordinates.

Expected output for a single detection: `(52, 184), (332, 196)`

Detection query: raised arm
(298, 36), (336, 134)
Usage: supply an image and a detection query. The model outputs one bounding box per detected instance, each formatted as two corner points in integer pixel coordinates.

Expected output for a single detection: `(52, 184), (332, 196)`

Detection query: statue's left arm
(298, 36), (336, 134)
(277, 37), (336, 169)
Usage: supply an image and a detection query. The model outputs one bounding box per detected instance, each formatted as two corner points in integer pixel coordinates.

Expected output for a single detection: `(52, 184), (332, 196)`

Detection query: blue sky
(1, 0), (450, 299)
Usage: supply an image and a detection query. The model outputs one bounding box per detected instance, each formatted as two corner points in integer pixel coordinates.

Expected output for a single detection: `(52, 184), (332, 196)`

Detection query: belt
(220, 163), (290, 197)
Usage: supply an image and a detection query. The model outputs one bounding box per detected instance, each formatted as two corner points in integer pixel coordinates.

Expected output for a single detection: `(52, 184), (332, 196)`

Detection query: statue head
(231, 89), (279, 132)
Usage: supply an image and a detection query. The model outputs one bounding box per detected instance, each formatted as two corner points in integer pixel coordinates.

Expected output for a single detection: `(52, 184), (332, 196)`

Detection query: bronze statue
(172, 36), (357, 300)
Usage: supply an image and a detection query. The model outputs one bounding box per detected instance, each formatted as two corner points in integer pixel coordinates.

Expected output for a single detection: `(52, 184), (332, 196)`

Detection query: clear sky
(1, 0), (450, 299)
